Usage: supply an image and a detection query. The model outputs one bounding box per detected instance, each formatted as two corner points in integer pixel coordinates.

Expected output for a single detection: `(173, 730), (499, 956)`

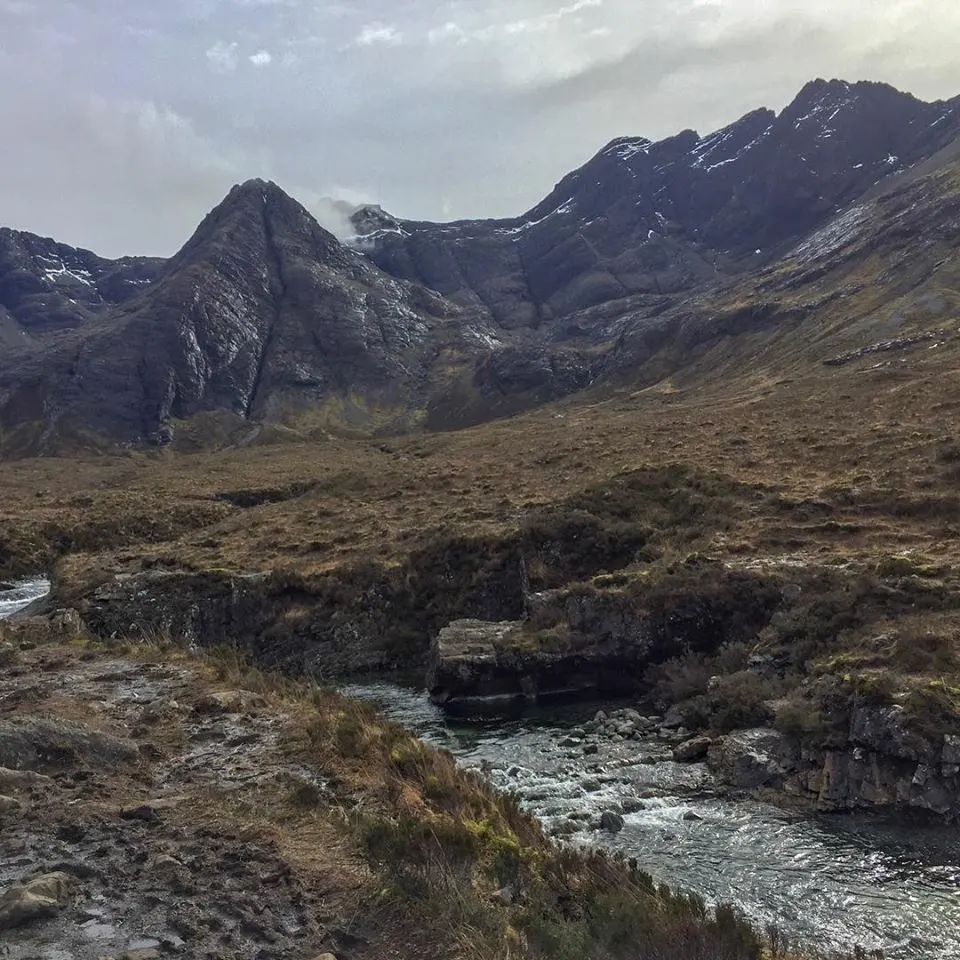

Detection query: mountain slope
(2, 78), (960, 452)
(0, 229), (162, 346)
(0, 181), (484, 448)
(355, 80), (960, 326)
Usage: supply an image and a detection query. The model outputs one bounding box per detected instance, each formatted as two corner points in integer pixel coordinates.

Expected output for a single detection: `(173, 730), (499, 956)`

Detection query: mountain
(0, 181), (494, 448)
(354, 80), (960, 327)
(2, 78), (960, 453)
(0, 230), (162, 346)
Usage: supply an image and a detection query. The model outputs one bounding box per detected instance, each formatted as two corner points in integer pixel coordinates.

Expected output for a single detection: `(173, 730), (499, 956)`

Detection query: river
(342, 681), (960, 959)
(0, 577), (49, 620)
(2, 580), (959, 957)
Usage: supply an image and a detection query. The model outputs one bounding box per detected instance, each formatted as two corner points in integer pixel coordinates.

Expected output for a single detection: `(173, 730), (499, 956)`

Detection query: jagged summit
(0, 176), (466, 446)
(349, 204), (404, 239)
(3, 77), (960, 451)
(358, 78), (960, 327)
(170, 178), (343, 272)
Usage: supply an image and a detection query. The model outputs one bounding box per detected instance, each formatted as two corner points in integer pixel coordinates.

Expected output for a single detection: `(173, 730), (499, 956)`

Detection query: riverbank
(0, 614), (806, 960)
(21, 536), (960, 825)
(343, 682), (960, 959)
(3, 349), (960, 954)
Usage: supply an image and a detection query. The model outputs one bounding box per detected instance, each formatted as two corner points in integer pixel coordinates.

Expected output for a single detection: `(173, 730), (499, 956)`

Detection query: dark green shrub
(892, 629), (956, 673)
(774, 698), (831, 745)
(706, 671), (776, 732)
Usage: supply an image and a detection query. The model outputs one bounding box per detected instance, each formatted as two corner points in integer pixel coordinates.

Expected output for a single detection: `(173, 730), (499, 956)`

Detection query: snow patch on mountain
(36, 253), (95, 287)
(790, 204), (868, 263)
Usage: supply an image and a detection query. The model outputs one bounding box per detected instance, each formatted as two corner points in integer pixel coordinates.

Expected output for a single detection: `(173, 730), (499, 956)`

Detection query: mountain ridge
(2, 77), (960, 453)
(354, 79), (960, 326)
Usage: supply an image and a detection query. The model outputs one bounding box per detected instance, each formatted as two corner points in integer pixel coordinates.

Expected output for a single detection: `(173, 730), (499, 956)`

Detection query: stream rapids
(342, 681), (960, 959)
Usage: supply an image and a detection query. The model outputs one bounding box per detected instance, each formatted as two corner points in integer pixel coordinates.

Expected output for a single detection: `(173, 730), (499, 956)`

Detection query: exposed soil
(0, 644), (426, 960)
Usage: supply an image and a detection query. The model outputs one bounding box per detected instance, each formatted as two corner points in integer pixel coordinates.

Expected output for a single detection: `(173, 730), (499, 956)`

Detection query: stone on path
(0, 872), (72, 930)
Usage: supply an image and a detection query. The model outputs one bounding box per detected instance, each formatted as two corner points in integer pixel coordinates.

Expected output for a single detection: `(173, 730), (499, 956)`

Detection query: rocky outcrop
(75, 542), (527, 677)
(707, 705), (960, 819)
(527, 587), (652, 648)
(426, 618), (648, 714)
(427, 568), (783, 714)
(707, 729), (798, 790)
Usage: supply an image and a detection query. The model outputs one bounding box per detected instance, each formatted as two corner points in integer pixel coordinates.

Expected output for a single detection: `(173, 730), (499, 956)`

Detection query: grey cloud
(1, 0), (959, 257)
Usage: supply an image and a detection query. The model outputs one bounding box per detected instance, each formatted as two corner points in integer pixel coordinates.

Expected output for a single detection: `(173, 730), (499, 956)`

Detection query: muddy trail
(0, 643), (414, 960)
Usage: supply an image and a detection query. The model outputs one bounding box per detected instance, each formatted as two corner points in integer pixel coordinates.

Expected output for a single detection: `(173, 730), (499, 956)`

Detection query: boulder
(707, 729), (796, 789)
(0, 609), (85, 648)
(942, 734), (960, 766)
(599, 811), (625, 833)
(0, 872), (72, 930)
(0, 718), (139, 773)
(673, 736), (712, 763)
(426, 620), (528, 711)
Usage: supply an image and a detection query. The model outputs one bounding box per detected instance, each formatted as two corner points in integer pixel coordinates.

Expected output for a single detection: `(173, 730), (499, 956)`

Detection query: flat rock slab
(0, 767), (52, 792)
(0, 718), (139, 773)
(427, 616), (648, 712)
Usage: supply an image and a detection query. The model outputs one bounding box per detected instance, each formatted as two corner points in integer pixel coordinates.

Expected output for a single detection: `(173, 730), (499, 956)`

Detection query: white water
(343, 681), (960, 959)
(0, 578), (50, 620)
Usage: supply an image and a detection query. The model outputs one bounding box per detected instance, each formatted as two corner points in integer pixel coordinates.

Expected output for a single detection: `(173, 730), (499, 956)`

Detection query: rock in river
(707, 729), (796, 789)
(426, 618), (649, 714)
(673, 736), (712, 763)
(599, 811), (625, 833)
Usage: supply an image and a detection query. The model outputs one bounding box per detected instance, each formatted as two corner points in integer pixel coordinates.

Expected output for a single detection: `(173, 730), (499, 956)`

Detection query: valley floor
(2, 297), (960, 953)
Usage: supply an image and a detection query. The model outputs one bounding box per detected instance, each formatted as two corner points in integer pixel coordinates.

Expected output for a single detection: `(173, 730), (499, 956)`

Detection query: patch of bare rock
(0, 648), (355, 960)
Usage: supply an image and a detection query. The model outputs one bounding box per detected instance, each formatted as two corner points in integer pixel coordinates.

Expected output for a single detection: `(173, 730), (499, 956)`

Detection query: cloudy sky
(1, 0), (958, 257)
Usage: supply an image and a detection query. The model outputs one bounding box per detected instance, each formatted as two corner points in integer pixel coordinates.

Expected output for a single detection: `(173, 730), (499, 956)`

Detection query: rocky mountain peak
(169, 178), (342, 274)
(349, 204), (403, 239)
(3, 77), (960, 452)
(0, 176), (473, 447)
(357, 78), (960, 330)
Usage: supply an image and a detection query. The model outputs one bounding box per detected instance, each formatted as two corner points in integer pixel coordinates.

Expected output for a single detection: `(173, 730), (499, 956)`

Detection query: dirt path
(0, 644), (392, 960)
